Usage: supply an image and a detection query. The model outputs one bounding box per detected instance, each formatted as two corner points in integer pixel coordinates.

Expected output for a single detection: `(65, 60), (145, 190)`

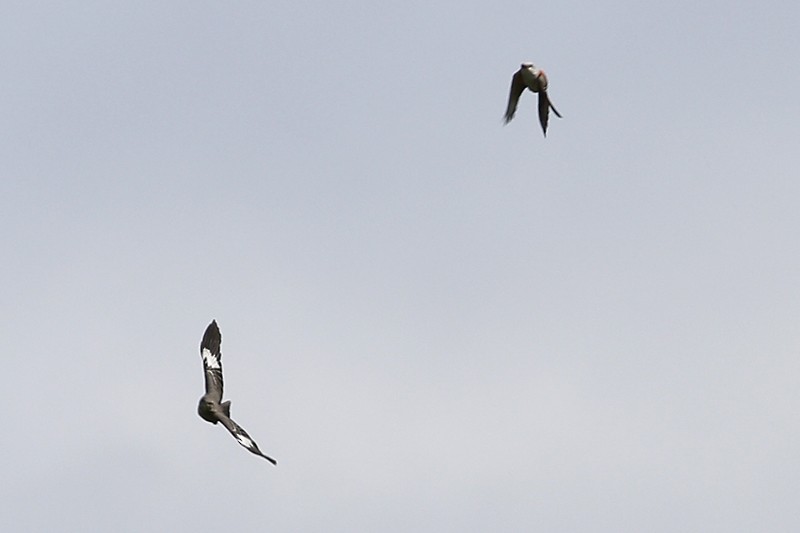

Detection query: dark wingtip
(201, 320), (222, 352)
(264, 455), (277, 465)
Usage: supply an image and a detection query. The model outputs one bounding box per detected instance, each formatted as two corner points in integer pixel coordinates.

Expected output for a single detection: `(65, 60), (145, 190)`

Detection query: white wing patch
(236, 433), (254, 448)
(202, 347), (221, 370)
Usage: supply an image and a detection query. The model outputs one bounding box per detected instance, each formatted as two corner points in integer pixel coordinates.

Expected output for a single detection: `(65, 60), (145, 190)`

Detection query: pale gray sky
(3, 1), (800, 531)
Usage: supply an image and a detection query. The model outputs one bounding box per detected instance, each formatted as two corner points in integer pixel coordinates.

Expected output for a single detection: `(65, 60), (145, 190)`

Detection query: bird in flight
(197, 320), (277, 465)
(504, 62), (562, 136)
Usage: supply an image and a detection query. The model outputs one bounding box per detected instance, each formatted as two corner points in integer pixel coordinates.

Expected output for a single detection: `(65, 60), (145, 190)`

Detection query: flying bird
(197, 320), (277, 465)
(504, 62), (562, 136)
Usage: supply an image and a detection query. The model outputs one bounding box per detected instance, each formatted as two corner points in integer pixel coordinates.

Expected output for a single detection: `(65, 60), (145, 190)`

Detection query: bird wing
(537, 91), (556, 136)
(218, 413), (277, 465)
(549, 98), (563, 118)
(200, 320), (224, 403)
(504, 70), (525, 123)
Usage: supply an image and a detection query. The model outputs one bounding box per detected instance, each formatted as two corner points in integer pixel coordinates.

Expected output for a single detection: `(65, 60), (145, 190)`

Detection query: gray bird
(504, 62), (562, 136)
(197, 320), (277, 465)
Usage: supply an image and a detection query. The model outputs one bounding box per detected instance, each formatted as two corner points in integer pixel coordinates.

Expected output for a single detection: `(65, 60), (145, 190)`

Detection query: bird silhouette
(197, 320), (277, 465)
(504, 62), (562, 136)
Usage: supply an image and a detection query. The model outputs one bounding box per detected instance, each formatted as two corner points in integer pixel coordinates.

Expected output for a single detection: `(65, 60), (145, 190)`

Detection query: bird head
(522, 63), (544, 80)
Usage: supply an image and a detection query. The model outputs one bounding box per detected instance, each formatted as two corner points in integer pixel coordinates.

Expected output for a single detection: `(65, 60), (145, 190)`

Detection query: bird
(197, 320), (277, 465)
(504, 62), (562, 136)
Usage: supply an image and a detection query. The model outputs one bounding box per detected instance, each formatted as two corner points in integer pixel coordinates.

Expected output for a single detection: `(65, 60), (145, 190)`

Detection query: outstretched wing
(504, 70), (525, 124)
(218, 414), (277, 465)
(200, 320), (224, 403)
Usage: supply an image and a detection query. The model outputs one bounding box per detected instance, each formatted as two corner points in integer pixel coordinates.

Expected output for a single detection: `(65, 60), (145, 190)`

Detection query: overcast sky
(2, 1), (800, 531)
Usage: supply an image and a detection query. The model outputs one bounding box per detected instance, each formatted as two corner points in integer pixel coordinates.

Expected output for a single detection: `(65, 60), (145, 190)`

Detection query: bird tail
(221, 400), (231, 418)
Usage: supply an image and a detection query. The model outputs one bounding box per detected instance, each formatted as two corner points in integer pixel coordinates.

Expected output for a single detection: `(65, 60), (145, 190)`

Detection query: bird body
(518, 63), (543, 91)
(504, 62), (562, 136)
(197, 320), (277, 465)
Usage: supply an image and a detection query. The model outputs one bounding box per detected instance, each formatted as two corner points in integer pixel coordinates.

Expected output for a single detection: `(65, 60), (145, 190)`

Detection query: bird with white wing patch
(197, 320), (277, 465)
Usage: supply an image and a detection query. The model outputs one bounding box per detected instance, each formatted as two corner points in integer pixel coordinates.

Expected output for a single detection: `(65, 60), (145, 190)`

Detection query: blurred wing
(504, 71), (525, 123)
(537, 91), (552, 136)
(549, 98), (563, 118)
(218, 414), (277, 465)
(200, 320), (224, 402)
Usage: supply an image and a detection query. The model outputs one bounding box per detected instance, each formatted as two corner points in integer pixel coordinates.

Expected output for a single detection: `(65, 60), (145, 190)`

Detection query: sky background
(2, 1), (800, 531)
